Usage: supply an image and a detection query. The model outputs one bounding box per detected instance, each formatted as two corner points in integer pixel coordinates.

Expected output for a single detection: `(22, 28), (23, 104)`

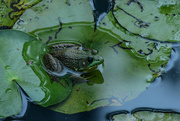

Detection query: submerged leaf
(82, 70), (104, 86)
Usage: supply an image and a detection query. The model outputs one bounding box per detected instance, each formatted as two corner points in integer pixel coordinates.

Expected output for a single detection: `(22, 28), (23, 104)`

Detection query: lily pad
(0, 30), (43, 117)
(13, 0), (94, 32)
(111, 111), (180, 121)
(19, 22), (170, 114)
(112, 0), (180, 42)
(0, 30), (72, 118)
(0, 0), (42, 29)
(99, 2), (173, 75)
(12, 0), (172, 114)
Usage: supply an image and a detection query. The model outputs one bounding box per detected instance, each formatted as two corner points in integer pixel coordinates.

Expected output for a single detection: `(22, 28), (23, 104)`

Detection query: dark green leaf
(0, 0), (42, 28)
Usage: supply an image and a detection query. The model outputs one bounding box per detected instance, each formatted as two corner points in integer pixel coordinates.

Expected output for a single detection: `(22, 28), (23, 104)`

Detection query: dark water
(121, 43), (180, 113)
(3, 0), (180, 121)
(90, 0), (113, 27)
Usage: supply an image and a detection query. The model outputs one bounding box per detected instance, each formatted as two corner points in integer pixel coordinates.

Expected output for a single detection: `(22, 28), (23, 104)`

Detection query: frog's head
(77, 49), (104, 71)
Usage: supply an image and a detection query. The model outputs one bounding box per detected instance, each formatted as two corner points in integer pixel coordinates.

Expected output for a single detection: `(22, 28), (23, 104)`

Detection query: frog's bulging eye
(88, 57), (93, 63)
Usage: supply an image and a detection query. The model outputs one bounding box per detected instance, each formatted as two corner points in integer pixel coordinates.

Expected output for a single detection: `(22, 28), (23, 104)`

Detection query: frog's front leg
(70, 74), (93, 83)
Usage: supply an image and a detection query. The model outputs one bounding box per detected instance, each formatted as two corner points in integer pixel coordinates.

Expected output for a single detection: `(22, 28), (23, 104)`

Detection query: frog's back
(50, 48), (90, 70)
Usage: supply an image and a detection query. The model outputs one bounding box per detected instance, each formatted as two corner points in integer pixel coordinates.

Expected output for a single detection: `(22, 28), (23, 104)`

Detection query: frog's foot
(82, 74), (94, 80)
(70, 74), (94, 83)
(50, 74), (66, 88)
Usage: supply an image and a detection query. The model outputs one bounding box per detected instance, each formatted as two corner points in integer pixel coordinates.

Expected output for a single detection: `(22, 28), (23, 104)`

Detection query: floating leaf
(18, 22), (170, 114)
(13, 0), (94, 32)
(0, 30), (72, 118)
(112, 0), (180, 42)
(0, 30), (43, 117)
(0, 0), (42, 28)
(111, 111), (180, 121)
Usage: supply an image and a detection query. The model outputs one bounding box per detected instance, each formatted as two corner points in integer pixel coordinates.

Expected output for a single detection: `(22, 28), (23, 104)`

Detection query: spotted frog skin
(43, 43), (104, 85)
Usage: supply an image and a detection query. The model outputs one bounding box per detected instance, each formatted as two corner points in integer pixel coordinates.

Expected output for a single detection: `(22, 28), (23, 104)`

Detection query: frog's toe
(70, 74), (87, 83)
(50, 75), (66, 88)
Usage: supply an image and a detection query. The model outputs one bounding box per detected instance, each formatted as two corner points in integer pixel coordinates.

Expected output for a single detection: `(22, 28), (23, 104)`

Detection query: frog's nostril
(92, 50), (98, 54)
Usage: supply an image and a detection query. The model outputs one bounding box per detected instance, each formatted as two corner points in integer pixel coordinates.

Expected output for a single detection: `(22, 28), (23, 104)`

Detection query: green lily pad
(0, 30), (72, 118)
(111, 111), (180, 121)
(20, 22), (170, 114)
(12, 0), (172, 114)
(13, 0), (94, 32)
(0, 0), (42, 28)
(112, 0), (180, 42)
(99, 3), (173, 76)
(0, 30), (43, 117)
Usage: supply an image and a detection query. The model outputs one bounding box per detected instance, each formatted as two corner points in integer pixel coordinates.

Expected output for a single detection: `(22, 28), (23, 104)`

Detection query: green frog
(43, 43), (104, 86)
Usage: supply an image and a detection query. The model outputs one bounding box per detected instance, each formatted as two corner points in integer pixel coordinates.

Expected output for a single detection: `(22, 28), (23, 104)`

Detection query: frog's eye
(88, 57), (93, 63)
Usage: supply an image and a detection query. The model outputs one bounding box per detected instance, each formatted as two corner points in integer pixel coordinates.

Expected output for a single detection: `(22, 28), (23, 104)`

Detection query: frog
(43, 43), (104, 86)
